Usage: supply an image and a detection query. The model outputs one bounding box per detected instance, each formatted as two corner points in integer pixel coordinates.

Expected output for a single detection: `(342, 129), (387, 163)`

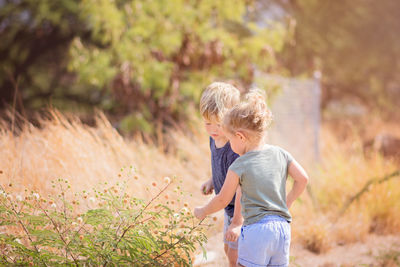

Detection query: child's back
(229, 144), (293, 225)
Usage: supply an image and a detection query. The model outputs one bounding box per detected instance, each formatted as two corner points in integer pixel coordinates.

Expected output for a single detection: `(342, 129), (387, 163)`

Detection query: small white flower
(181, 207), (188, 213)
(89, 197), (96, 203)
(32, 193), (40, 200)
(173, 213), (180, 220)
(138, 230), (144, 236)
(77, 217), (83, 224)
(163, 177), (171, 184)
(0, 191), (6, 198)
(16, 195), (23, 202)
(51, 203), (57, 208)
(15, 238), (22, 244)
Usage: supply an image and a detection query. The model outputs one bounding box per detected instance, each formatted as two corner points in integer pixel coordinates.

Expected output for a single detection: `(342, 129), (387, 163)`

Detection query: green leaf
(85, 208), (113, 225)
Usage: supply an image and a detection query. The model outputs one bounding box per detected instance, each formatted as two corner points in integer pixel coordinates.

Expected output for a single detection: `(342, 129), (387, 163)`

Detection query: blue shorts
(238, 215), (290, 267)
(223, 212), (239, 250)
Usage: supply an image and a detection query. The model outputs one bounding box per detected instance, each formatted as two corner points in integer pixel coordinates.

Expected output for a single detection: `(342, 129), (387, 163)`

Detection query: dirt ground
(194, 228), (400, 267)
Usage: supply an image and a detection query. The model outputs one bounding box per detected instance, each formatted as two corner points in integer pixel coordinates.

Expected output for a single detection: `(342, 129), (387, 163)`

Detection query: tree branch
(336, 170), (400, 221)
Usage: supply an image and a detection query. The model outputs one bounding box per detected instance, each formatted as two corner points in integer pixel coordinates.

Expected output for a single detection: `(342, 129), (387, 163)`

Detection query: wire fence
(263, 74), (321, 166)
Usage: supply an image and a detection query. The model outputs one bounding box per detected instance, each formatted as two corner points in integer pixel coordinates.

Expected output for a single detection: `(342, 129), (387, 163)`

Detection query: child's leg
(226, 245), (238, 267)
(223, 212), (239, 267)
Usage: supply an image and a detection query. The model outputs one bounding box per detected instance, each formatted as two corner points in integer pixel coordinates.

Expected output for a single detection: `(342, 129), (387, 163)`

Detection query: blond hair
(200, 82), (240, 121)
(223, 88), (272, 140)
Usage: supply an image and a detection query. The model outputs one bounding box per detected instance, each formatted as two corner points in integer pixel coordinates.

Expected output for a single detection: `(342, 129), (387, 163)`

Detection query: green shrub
(0, 175), (208, 266)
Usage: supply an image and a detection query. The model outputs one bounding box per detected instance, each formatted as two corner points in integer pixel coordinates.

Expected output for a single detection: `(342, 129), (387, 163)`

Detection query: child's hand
(200, 179), (214, 195)
(193, 207), (206, 220)
(225, 223), (241, 242)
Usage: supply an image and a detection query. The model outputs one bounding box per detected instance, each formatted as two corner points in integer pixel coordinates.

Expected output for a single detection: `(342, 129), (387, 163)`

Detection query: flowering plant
(0, 170), (209, 266)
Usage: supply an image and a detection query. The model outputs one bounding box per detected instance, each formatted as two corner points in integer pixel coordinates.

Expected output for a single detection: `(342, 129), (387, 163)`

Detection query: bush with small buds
(0, 170), (210, 266)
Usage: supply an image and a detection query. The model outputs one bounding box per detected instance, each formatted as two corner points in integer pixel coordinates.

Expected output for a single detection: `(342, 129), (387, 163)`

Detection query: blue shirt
(210, 137), (240, 217)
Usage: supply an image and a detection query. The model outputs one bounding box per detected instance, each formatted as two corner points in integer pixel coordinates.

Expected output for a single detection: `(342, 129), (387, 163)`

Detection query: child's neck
(245, 138), (265, 154)
(214, 136), (228, 148)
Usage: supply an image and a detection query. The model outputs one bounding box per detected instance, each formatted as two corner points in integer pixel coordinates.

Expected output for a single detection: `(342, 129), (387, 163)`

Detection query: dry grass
(290, 124), (400, 253)
(0, 110), (210, 209)
(1, 110), (399, 257)
(293, 213), (333, 254)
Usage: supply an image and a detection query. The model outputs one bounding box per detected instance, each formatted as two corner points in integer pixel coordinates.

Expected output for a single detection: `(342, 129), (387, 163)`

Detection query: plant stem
(337, 169), (400, 220)
(0, 186), (48, 267)
(115, 183), (171, 247)
(132, 218), (205, 265)
(102, 183), (171, 266)
(39, 204), (79, 266)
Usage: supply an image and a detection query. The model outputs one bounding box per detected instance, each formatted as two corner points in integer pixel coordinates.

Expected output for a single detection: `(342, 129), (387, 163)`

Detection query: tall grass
(0, 110), (210, 205)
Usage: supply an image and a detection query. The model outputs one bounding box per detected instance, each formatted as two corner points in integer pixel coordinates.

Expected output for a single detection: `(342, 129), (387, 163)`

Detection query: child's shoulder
(264, 145), (294, 162)
(226, 141), (240, 157)
(209, 139), (239, 158)
(262, 144), (287, 153)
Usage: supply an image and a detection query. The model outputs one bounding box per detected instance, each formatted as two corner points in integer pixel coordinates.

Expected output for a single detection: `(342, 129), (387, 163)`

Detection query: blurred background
(1, 1), (400, 266)
(2, 0), (399, 135)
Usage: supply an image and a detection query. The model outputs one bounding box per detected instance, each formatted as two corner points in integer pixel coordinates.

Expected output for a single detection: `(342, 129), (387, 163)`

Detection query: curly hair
(223, 88), (273, 140)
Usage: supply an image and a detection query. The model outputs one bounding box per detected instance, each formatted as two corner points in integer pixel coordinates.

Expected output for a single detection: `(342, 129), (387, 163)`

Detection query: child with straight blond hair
(199, 82), (243, 267)
(195, 89), (309, 267)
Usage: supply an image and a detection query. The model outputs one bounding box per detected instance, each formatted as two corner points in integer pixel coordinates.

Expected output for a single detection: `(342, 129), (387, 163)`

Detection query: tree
(266, 0), (400, 113)
(0, 0), (287, 133)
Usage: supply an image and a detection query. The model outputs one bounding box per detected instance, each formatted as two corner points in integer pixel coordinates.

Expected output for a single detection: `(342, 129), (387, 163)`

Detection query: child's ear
(236, 131), (246, 141)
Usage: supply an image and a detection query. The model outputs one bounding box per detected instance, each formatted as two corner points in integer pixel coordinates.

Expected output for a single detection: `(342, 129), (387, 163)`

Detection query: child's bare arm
(286, 160), (309, 209)
(225, 187), (243, 242)
(231, 187), (243, 225)
(194, 170), (239, 220)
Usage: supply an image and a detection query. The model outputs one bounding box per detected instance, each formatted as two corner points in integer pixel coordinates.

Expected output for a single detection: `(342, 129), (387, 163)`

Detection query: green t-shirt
(228, 145), (293, 225)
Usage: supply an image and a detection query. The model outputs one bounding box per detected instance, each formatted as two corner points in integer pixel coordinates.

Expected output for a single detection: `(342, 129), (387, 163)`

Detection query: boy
(199, 82), (243, 267)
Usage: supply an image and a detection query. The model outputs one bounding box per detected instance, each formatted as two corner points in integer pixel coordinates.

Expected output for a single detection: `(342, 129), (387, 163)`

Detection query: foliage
(0, 0), (287, 133)
(261, 0), (400, 113)
(0, 175), (210, 266)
